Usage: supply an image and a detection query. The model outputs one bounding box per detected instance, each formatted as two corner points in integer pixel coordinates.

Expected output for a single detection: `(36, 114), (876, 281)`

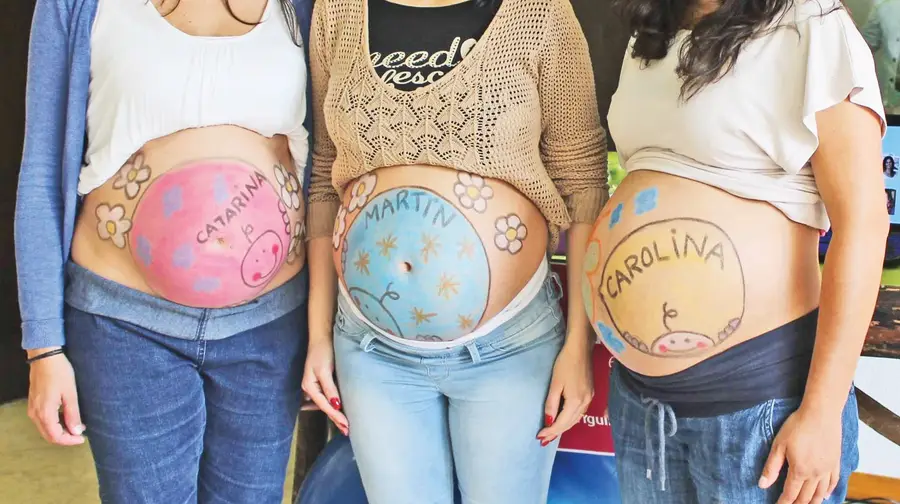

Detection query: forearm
(563, 222), (593, 349)
(307, 236), (338, 342)
(803, 216), (888, 415)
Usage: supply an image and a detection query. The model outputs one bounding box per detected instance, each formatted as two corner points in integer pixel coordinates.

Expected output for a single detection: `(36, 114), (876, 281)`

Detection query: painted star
(457, 239), (474, 259)
(437, 274), (460, 300)
(420, 233), (440, 263)
(411, 307), (437, 326)
(376, 234), (398, 258)
(457, 314), (474, 330)
(353, 250), (371, 276)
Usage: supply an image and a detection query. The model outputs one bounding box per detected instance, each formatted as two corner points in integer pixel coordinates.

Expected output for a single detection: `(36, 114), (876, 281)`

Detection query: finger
(810, 477), (830, 504)
(302, 373), (349, 433)
(826, 466), (839, 495)
(539, 395), (582, 440)
(759, 444), (786, 489)
(775, 472), (804, 504)
(539, 383), (562, 436)
(794, 477), (819, 504)
(316, 370), (344, 413)
(39, 406), (83, 446)
(61, 387), (86, 437)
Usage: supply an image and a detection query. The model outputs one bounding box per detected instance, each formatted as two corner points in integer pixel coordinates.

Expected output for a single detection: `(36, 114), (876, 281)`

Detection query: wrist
(799, 388), (848, 418)
(25, 347), (63, 359)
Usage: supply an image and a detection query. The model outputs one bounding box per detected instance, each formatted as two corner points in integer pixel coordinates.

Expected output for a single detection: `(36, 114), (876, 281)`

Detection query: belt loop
(359, 334), (376, 353)
(464, 341), (482, 364)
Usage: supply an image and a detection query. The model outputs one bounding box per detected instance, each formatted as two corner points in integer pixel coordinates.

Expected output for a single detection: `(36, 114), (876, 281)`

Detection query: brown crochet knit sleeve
(305, 0), (341, 241)
(538, 0), (609, 224)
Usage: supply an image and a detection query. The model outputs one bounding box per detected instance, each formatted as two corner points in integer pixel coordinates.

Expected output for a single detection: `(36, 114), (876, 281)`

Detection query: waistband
(336, 267), (563, 359)
(64, 261), (308, 341)
(338, 258), (550, 350)
(620, 309), (818, 417)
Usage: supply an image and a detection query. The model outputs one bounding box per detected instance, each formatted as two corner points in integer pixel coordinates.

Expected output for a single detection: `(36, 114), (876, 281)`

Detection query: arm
(305, 0), (341, 340)
(760, 99), (887, 502)
(16, 0), (71, 352)
(301, 0), (349, 434)
(804, 100), (886, 416)
(536, 0), (609, 442)
(17, 0), (87, 447)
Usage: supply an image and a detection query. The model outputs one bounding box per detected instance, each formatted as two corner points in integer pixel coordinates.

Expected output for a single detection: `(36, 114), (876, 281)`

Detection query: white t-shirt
(608, 0), (887, 231)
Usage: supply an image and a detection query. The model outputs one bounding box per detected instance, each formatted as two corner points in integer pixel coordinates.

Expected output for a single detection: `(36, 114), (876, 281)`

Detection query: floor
(0, 400), (296, 504)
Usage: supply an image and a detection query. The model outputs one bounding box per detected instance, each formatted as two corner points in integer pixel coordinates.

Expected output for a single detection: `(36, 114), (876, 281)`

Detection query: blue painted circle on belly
(342, 187), (490, 341)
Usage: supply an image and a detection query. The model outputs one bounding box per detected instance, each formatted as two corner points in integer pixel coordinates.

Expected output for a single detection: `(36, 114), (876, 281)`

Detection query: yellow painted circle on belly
(597, 217), (745, 357)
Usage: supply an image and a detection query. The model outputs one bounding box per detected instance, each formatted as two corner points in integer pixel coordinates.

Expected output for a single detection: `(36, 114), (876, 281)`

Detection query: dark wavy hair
(615, 0), (838, 100)
(155, 0), (301, 46)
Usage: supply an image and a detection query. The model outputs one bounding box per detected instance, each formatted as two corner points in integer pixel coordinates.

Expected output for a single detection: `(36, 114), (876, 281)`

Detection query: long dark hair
(885, 156), (898, 177)
(615, 0), (838, 100)
(156, 0), (302, 46)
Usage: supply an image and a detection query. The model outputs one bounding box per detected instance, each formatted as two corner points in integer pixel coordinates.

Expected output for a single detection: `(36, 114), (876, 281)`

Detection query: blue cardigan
(15, 0), (315, 349)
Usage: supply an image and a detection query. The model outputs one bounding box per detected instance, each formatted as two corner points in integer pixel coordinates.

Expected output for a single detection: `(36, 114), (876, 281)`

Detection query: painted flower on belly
(112, 153), (151, 200)
(348, 173), (377, 212)
(274, 164), (302, 210)
(288, 222), (303, 263)
(333, 206), (348, 250)
(278, 200), (291, 235)
(96, 204), (132, 249)
(494, 214), (528, 254)
(453, 172), (493, 213)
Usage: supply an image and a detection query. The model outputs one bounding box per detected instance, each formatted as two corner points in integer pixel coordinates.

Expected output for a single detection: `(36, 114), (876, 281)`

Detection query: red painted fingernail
(545, 414), (554, 426)
(330, 398), (342, 410)
(541, 439), (551, 447)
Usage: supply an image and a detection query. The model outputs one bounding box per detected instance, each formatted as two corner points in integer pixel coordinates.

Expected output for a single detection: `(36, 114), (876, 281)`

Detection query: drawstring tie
(641, 396), (677, 491)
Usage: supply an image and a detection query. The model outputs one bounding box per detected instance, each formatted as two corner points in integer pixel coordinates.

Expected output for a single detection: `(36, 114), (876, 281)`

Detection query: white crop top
(80, 0), (309, 195)
(608, 0), (887, 231)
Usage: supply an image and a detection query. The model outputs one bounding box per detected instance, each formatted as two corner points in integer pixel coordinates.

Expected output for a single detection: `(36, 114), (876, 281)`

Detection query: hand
(301, 337), (349, 435)
(759, 405), (843, 504)
(537, 340), (594, 446)
(27, 350), (86, 446)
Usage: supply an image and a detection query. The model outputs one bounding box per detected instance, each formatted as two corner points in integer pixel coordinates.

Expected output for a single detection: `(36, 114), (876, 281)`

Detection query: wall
(0, 0), (33, 403)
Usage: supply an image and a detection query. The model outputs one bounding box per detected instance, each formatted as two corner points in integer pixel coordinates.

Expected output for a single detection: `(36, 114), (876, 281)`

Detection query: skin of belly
(71, 126), (306, 308)
(333, 165), (548, 342)
(583, 170), (823, 377)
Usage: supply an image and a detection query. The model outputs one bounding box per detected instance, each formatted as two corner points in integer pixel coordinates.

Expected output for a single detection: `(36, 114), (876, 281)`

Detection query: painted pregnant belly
(341, 187), (491, 342)
(583, 187), (746, 358)
(128, 161), (291, 307)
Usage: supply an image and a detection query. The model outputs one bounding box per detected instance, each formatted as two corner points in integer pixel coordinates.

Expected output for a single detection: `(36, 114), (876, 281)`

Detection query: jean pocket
(764, 397), (803, 444)
(334, 305), (370, 340)
(488, 304), (564, 354)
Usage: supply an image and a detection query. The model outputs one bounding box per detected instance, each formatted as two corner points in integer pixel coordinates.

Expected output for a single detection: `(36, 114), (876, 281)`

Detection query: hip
(333, 268), (565, 367)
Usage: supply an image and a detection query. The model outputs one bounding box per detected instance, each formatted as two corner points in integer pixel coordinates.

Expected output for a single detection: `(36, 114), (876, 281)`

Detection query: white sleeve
(779, 4), (887, 174)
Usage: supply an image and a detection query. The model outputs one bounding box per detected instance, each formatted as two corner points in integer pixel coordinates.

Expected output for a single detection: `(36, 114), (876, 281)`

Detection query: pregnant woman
(17, 0), (312, 502)
(584, 0), (887, 502)
(300, 0), (608, 502)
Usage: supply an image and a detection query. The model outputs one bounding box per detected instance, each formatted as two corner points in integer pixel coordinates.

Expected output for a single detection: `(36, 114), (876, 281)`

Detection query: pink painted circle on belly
(129, 160), (290, 307)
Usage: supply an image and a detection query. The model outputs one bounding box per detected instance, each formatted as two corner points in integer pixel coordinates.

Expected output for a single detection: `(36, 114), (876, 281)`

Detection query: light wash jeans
(333, 272), (567, 504)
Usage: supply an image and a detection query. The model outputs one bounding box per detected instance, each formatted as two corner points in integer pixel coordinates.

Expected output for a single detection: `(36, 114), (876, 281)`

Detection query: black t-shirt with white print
(368, 0), (500, 91)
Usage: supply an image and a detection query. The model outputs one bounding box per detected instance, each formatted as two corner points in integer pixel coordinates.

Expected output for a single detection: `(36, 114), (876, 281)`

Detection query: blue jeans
(608, 364), (859, 504)
(65, 305), (307, 504)
(333, 273), (567, 504)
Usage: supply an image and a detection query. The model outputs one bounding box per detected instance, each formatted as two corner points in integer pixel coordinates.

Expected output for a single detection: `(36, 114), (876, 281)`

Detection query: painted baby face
(129, 160), (291, 307)
(241, 231), (285, 287)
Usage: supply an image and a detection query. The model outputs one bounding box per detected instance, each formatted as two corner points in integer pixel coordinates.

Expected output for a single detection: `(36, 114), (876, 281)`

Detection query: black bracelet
(25, 348), (65, 364)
